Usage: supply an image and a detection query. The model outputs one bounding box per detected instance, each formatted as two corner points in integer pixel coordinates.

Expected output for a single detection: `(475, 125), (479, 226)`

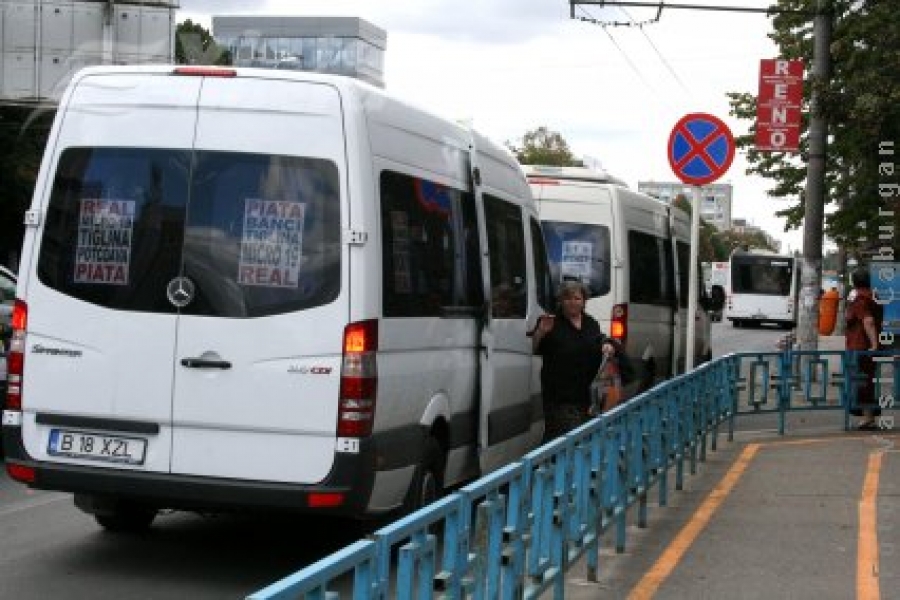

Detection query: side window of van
(484, 194), (526, 319)
(628, 230), (673, 306)
(540, 221), (611, 298)
(676, 241), (690, 308)
(380, 170), (482, 317)
(530, 218), (554, 312)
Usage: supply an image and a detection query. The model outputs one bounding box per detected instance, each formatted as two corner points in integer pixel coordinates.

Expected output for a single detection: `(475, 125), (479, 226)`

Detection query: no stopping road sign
(668, 113), (735, 186)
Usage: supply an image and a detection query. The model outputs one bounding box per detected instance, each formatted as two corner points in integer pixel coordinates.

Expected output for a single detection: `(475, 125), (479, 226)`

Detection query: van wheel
(95, 507), (157, 533)
(403, 437), (444, 515)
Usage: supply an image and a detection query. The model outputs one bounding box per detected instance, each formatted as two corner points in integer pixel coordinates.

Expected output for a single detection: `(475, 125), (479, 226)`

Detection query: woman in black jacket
(532, 280), (618, 441)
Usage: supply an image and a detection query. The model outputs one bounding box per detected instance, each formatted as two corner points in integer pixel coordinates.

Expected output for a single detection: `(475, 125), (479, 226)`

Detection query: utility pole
(796, 0), (832, 351)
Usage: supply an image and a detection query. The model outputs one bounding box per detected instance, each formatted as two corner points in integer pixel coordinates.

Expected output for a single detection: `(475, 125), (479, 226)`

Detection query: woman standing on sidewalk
(845, 268), (883, 430)
(532, 280), (618, 442)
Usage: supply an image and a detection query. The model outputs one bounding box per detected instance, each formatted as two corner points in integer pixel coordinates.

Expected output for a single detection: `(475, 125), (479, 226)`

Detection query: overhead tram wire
(575, 5), (660, 96)
(617, 7), (695, 101)
(569, 1), (815, 18)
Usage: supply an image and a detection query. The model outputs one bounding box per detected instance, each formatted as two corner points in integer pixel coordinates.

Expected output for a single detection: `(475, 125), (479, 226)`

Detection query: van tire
(95, 507), (157, 533)
(403, 436), (444, 515)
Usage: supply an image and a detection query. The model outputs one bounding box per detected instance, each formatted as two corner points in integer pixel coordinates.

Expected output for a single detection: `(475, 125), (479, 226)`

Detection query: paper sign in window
(238, 199), (305, 288)
(391, 211), (412, 293)
(561, 241), (592, 282)
(74, 199), (135, 285)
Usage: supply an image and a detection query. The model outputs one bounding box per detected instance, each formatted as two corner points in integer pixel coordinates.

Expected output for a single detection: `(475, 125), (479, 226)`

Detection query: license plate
(48, 429), (147, 465)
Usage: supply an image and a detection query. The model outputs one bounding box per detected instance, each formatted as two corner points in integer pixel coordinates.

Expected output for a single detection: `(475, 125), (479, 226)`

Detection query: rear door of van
(530, 180), (616, 334)
(20, 72), (202, 473)
(21, 70), (347, 485)
(170, 75), (347, 483)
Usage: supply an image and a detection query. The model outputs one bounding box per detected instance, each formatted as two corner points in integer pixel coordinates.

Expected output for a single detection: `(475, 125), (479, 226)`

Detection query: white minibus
(726, 249), (799, 328)
(3, 65), (553, 530)
(524, 165), (723, 391)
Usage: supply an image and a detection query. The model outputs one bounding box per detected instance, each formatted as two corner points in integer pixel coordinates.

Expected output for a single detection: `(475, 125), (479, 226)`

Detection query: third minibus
(726, 249), (799, 328)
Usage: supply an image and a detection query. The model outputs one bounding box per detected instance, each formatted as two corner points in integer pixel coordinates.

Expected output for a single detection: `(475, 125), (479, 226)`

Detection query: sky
(177, 0), (812, 253)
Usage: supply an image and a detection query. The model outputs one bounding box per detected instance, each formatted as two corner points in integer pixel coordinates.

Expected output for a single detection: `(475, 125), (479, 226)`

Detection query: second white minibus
(524, 165), (724, 391)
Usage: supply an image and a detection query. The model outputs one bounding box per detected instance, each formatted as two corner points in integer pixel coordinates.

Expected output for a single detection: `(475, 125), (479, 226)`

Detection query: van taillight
(338, 320), (378, 438)
(610, 303), (628, 344)
(6, 299), (27, 411)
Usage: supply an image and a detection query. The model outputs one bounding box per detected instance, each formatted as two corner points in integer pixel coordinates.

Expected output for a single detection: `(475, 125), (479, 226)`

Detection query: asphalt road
(0, 473), (365, 599)
(0, 322), (793, 600)
(710, 319), (790, 358)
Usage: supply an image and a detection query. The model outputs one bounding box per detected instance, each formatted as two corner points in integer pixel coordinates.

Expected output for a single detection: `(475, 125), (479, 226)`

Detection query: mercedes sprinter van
(524, 165), (721, 390)
(4, 65), (553, 530)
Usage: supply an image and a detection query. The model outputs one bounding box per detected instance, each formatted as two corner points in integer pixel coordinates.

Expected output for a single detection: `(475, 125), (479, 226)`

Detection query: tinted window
(530, 218), (554, 312)
(541, 221), (611, 298)
(380, 171), (482, 317)
(676, 241), (690, 308)
(38, 148), (340, 317)
(484, 194), (526, 319)
(628, 230), (673, 306)
(183, 152), (341, 317)
(676, 241), (707, 307)
(0, 268), (15, 332)
(731, 256), (794, 295)
(0, 269), (15, 305)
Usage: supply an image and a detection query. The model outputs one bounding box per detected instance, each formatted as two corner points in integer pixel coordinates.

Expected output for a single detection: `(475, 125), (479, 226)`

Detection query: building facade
(637, 180), (733, 232)
(0, 0), (177, 102)
(212, 16), (386, 88)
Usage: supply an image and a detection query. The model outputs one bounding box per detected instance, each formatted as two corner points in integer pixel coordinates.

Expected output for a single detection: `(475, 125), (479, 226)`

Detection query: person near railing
(532, 280), (620, 442)
(845, 267), (883, 430)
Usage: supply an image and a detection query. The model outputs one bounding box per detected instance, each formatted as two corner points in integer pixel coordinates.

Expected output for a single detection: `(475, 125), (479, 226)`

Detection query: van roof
(68, 64), (519, 169)
(521, 164), (629, 188)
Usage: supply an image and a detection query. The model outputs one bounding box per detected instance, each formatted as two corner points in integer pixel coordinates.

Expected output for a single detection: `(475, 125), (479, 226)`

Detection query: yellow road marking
(627, 434), (897, 599)
(858, 451), (883, 600)
(627, 443), (760, 600)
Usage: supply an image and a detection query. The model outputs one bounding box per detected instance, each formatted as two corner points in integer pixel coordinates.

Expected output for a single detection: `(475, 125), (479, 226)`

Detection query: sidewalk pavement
(817, 333), (845, 352)
(558, 339), (900, 599)
(560, 429), (899, 599)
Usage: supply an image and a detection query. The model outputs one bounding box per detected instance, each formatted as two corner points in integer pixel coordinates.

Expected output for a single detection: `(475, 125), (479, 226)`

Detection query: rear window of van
(37, 147), (341, 317)
(540, 220), (611, 297)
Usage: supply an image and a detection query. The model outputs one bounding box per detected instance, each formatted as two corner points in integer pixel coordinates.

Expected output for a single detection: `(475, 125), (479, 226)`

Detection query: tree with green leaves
(176, 19), (231, 65)
(727, 0), (899, 258)
(506, 126), (583, 166)
(672, 194), (775, 261)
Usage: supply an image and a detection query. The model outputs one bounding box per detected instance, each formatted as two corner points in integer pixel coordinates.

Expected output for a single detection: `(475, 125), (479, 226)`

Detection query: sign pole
(686, 185), (702, 371)
(667, 112), (734, 373)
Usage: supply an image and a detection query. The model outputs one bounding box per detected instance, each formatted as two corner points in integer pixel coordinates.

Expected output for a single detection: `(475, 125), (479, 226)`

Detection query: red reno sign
(755, 59), (804, 153)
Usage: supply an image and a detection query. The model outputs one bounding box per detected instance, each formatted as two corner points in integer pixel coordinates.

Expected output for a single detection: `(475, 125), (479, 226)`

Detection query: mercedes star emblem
(166, 276), (196, 308)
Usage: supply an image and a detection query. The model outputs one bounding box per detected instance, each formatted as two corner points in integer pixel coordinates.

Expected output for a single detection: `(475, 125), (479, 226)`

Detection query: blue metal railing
(725, 349), (898, 435)
(248, 349), (898, 600)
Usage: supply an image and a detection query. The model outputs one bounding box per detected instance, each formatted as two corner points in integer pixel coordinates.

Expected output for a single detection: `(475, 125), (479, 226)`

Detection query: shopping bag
(590, 356), (623, 416)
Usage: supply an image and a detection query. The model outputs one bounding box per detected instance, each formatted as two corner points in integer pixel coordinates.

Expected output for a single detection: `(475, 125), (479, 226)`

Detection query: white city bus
(726, 250), (799, 329)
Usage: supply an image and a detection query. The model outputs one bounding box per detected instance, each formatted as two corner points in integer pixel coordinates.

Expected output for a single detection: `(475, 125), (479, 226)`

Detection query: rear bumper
(1, 424), (379, 518)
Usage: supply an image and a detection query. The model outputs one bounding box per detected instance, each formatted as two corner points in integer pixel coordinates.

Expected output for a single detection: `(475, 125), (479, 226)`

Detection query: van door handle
(180, 358), (232, 370)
